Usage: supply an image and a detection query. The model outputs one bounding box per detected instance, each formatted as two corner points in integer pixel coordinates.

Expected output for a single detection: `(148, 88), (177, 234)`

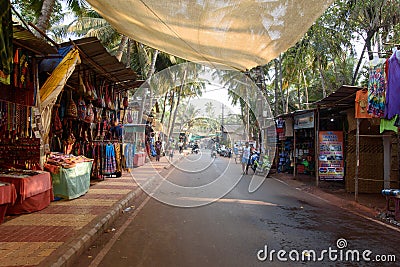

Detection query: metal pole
(355, 118), (360, 202)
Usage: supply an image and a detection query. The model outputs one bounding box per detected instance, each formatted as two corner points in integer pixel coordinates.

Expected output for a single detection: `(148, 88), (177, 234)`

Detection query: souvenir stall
(274, 116), (294, 173)
(0, 2), (57, 218)
(293, 110), (316, 176)
(344, 47), (400, 199)
(123, 124), (146, 168)
(43, 37), (141, 184)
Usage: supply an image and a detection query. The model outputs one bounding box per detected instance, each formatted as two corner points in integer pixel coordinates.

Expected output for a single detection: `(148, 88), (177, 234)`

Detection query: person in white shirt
(241, 142), (251, 174)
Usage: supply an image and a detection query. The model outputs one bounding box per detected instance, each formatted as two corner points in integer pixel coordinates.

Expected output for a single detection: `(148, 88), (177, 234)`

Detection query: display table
(49, 161), (93, 200)
(0, 170), (53, 215)
(0, 182), (17, 223)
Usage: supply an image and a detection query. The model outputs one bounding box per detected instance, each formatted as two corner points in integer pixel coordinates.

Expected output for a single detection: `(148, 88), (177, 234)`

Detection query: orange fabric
(355, 90), (373, 118)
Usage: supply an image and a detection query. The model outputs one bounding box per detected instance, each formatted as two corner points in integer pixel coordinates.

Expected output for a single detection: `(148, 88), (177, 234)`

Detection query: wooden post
(355, 118), (360, 202)
(316, 109), (319, 187)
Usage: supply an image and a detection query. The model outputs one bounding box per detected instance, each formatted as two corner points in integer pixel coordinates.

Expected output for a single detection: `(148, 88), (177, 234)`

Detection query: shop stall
(42, 37), (142, 180)
(123, 124), (146, 168)
(44, 152), (93, 199)
(0, 169), (53, 214)
(0, 182), (16, 223)
(293, 111), (316, 176)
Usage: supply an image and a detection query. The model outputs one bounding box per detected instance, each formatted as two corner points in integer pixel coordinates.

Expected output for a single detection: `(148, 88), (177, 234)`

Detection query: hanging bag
(66, 90), (78, 119)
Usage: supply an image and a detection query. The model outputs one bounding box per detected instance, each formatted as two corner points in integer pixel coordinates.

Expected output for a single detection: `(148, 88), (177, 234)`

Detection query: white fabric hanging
(86, 0), (333, 70)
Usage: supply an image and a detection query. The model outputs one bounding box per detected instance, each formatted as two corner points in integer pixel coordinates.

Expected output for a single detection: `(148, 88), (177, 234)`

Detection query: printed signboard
(318, 131), (344, 181)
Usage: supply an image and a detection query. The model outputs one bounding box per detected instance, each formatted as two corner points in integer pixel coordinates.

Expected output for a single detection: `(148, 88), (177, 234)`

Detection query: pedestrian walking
(155, 137), (162, 162)
(241, 142), (251, 174)
(169, 147), (174, 161)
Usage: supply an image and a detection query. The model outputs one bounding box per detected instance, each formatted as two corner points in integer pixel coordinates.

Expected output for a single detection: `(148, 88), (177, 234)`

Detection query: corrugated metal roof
(312, 85), (362, 108)
(59, 37), (142, 92)
(13, 24), (57, 55)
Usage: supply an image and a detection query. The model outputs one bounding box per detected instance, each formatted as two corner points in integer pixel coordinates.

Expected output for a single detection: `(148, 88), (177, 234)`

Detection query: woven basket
(66, 91), (77, 119)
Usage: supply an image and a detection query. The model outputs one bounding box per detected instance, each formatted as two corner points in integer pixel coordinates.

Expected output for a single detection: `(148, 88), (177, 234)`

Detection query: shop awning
(86, 0), (333, 70)
(59, 37), (143, 92)
(13, 24), (57, 55)
(312, 85), (363, 108)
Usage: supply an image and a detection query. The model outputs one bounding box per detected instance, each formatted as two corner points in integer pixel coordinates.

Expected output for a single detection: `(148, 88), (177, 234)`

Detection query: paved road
(77, 150), (400, 267)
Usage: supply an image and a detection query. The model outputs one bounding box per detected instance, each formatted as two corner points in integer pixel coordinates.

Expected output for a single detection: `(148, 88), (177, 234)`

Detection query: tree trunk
(34, 0), (56, 38)
(115, 35), (128, 62)
(125, 39), (132, 68)
(147, 49), (159, 111)
(274, 59), (279, 116)
(160, 92), (168, 124)
(302, 70), (309, 109)
(279, 54), (285, 113)
(168, 69), (187, 141)
(167, 90), (175, 139)
(317, 57), (327, 98)
(352, 33), (373, 86)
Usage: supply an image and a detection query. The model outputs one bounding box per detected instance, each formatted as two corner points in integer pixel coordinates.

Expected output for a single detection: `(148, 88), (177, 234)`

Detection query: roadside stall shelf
(46, 161), (93, 200)
(0, 170), (53, 214)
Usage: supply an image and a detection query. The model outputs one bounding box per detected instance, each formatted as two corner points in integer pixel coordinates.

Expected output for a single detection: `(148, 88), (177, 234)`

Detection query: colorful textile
(103, 143), (116, 175)
(385, 51), (400, 119)
(355, 90), (373, 118)
(380, 115), (398, 134)
(0, 0), (12, 85)
(124, 143), (136, 169)
(367, 62), (386, 118)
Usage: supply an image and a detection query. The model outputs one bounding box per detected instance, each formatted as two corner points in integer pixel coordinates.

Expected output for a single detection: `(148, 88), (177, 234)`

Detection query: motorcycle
(192, 147), (199, 154)
(211, 150), (217, 158)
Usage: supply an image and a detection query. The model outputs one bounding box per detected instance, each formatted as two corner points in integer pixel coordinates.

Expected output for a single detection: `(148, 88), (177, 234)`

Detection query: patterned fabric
(385, 51), (400, 119)
(367, 62), (386, 117)
(0, 0), (12, 85)
(115, 143), (121, 172)
(104, 143), (116, 175)
(124, 143), (136, 169)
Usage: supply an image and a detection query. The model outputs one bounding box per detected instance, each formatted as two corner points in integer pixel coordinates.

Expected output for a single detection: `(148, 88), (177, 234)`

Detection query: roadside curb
(47, 175), (154, 267)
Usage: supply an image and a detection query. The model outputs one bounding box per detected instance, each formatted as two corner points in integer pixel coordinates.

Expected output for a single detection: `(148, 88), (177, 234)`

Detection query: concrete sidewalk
(0, 154), (183, 267)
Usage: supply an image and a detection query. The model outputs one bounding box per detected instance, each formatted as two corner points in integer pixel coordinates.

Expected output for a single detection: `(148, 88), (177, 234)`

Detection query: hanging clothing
(380, 115), (398, 134)
(124, 143), (136, 169)
(355, 89), (373, 119)
(367, 62), (386, 118)
(385, 51), (400, 119)
(0, 0), (12, 85)
(103, 143), (117, 175)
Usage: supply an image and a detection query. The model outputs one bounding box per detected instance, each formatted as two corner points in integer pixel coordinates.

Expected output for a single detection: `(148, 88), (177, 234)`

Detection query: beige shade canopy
(86, 0), (333, 70)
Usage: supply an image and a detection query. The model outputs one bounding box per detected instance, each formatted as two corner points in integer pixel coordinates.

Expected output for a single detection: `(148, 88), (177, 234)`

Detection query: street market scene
(1, 0), (400, 266)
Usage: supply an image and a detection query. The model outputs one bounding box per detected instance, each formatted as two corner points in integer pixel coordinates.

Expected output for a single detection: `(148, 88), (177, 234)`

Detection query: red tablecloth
(0, 182), (17, 205)
(0, 171), (52, 202)
(0, 182), (17, 223)
(0, 171), (53, 214)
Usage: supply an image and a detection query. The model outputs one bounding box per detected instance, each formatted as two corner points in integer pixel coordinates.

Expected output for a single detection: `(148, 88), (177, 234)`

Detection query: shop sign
(294, 112), (314, 129)
(318, 131), (344, 181)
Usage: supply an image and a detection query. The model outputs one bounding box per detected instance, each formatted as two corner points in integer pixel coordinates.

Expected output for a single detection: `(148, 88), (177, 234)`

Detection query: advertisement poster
(318, 131), (344, 181)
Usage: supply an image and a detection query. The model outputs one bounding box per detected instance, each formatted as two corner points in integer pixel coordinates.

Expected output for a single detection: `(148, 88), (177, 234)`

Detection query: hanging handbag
(77, 96), (87, 121)
(85, 102), (95, 123)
